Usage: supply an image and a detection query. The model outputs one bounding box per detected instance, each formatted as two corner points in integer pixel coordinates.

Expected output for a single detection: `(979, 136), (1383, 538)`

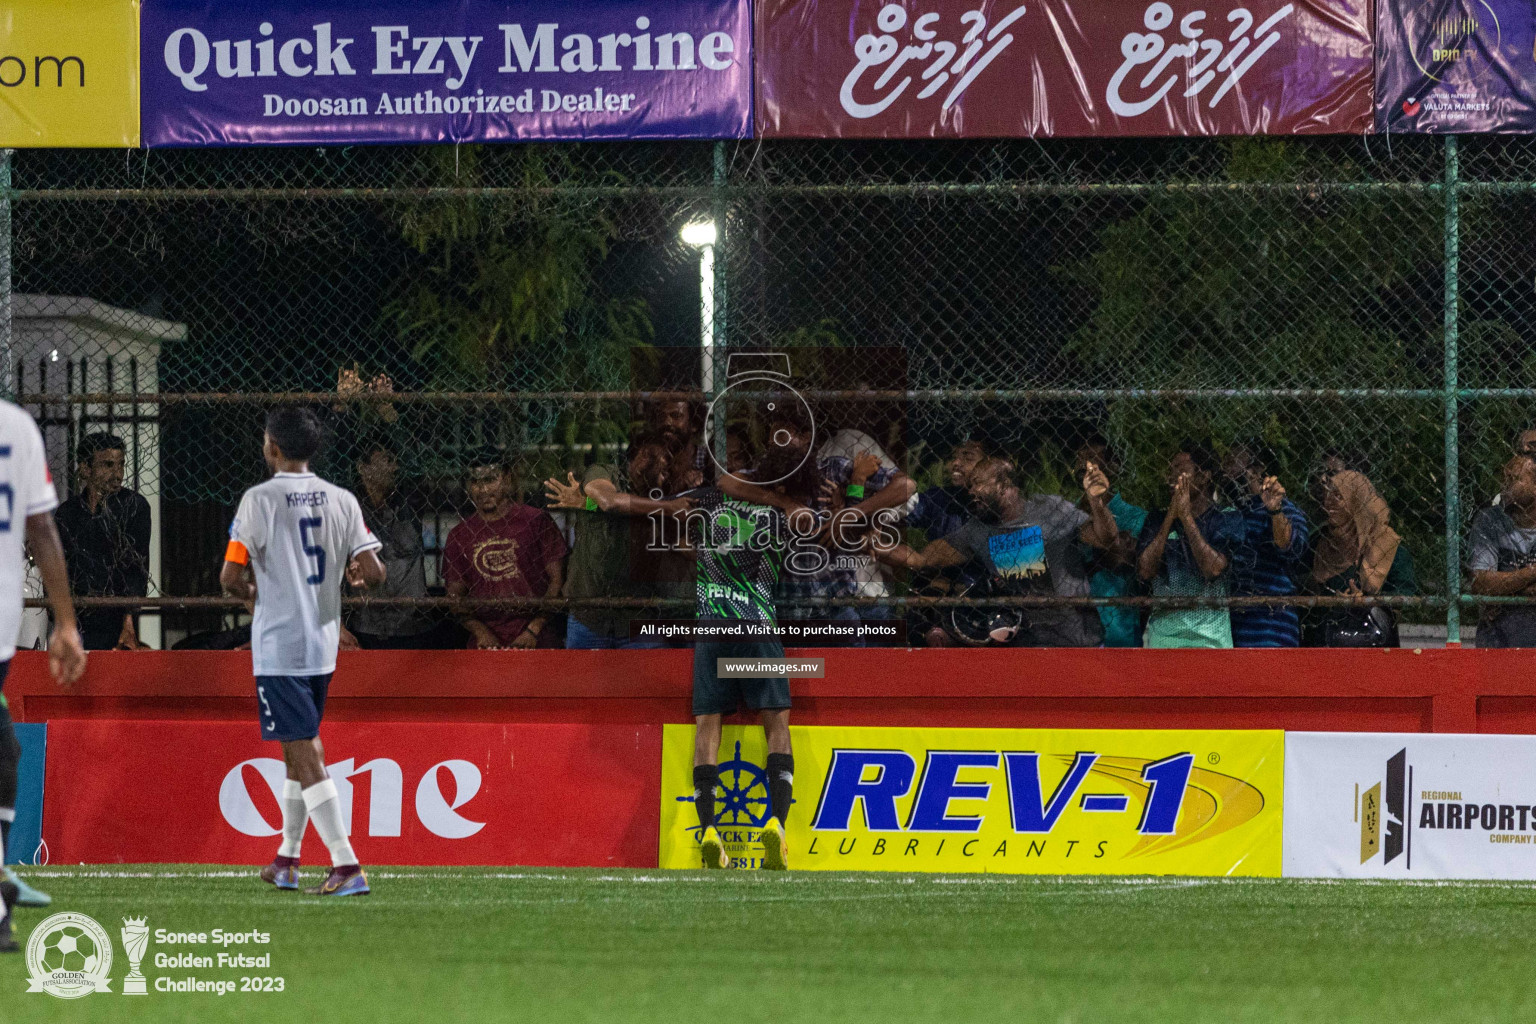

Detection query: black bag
(945, 576), (1030, 647)
(1307, 606), (1399, 648)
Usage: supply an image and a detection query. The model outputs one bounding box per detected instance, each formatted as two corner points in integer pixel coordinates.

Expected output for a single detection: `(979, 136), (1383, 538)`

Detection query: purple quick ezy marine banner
(141, 0), (752, 146)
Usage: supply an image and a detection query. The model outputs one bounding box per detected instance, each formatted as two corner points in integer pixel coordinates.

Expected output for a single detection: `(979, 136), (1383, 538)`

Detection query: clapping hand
(1083, 461), (1110, 502)
(1261, 475), (1287, 513)
(1169, 472), (1192, 519)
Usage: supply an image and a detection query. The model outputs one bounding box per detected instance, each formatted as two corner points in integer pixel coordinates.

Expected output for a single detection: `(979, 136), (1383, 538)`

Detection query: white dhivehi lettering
(1106, 1), (1295, 117)
(839, 3), (1028, 119)
(218, 757), (483, 839)
(165, 23), (356, 92)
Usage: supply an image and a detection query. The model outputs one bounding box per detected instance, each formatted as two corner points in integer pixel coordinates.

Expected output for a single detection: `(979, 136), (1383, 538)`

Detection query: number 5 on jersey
(299, 516), (326, 585)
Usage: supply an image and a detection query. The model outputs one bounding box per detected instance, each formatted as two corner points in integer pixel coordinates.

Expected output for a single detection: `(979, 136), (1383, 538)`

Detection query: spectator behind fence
(1490, 429), (1536, 508)
(559, 434), (673, 650)
(1075, 436), (1147, 648)
(55, 433), (151, 650)
(1468, 454), (1536, 648)
(1303, 470), (1414, 647)
(1136, 444), (1247, 649)
(876, 456), (1115, 647)
(907, 440), (989, 647)
(443, 449), (568, 650)
(1222, 442), (1309, 647)
(346, 442), (459, 650)
(731, 405), (915, 645)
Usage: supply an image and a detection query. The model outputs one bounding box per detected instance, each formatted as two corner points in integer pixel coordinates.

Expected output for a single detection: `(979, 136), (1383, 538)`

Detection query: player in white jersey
(221, 408), (384, 898)
(0, 401), (87, 953)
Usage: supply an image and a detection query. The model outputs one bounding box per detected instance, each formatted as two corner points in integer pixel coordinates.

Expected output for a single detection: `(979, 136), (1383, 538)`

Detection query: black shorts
(255, 674), (333, 742)
(692, 640), (792, 717)
(0, 659), (14, 765)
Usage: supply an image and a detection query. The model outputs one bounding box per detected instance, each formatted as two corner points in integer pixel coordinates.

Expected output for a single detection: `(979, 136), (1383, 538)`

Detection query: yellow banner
(0, 0), (140, 147)
(660, 725), (1283, 875)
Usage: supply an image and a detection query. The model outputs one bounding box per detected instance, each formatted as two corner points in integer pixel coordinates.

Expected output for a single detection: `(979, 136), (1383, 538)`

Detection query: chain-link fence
(3, 133), (1530, 648)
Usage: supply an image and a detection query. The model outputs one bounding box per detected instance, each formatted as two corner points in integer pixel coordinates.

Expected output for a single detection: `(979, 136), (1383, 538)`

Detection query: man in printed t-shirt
(874, 456), (1118, 646)
(1469, 453), (1536, 647)
(443, 449), (568, 649)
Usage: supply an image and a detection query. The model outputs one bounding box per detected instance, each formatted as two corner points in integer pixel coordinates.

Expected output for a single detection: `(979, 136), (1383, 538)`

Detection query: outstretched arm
(545, 472), (691, 516)
(874, 537), (968, 572)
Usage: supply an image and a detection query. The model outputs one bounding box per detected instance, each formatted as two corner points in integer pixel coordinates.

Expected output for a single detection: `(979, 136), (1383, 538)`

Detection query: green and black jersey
(686, 487), (790, 624)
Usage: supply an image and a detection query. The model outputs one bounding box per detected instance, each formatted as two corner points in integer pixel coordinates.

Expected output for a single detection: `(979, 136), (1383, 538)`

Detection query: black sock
(0, 818), (9, 866)
(766, 753), (794, 826)
(693, 765), (718, 831)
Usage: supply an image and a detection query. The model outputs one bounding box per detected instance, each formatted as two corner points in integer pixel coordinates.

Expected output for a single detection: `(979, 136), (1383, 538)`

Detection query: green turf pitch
(3, 867), (1533, 1023)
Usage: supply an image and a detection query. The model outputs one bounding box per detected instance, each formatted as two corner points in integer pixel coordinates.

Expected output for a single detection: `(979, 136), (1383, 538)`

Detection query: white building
(11, 294), (186, 649)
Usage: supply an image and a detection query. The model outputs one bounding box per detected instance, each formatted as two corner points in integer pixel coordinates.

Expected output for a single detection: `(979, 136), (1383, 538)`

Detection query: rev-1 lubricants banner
(0, 0), (140, 147)
(1285, 732), (1536, 879)
(659, 725), (1283, 874)
(141, 0), (752, 146)
(1375, 0), (1536, 132)
(755, 0), (1373, 137)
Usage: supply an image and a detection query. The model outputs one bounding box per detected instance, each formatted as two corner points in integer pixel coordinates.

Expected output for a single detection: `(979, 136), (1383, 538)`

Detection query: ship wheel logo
(677, 740), (778, 836)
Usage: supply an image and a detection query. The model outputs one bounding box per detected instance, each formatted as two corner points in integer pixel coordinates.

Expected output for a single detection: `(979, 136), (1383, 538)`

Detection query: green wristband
(584, 496), (599, 512)
(846, 484), (866, 499)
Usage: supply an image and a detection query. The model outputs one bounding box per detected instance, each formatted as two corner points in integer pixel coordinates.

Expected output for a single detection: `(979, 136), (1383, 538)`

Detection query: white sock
(278, 780), (306, 860)
(302, 780), (357, 869)
(0, 806), (15, 866)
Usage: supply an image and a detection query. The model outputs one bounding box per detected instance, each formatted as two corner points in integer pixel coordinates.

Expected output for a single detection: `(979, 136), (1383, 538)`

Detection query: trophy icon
(120, 917), (149, 995)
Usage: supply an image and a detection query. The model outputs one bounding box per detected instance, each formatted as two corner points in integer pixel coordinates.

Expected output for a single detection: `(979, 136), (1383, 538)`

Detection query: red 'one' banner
(42, 720), (661, 866)
(756, 0), (1373, 137)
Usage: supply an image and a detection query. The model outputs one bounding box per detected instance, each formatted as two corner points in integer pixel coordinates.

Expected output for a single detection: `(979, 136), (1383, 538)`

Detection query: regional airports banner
(0, 0), (140, 147)
(755, 0), (1373, 138)
(140, 0), (752, 147)
(659, 725), (1284, 874)
(1284, 732), (1536, 879)
(1376, 0), (1536, 132)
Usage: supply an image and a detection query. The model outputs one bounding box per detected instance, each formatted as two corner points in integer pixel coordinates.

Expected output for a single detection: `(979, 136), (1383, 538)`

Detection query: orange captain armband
(224, 540), (250, 566)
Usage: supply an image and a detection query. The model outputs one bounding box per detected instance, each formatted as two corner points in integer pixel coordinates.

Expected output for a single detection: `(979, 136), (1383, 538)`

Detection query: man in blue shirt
(1222, 442), (1308, 647)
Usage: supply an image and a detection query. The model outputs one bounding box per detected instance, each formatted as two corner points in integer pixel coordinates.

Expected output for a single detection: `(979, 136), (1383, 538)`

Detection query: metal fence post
(1443, 134), (1462, 646)
(0, 149), (12, 401)
(710, 140), (729, 463)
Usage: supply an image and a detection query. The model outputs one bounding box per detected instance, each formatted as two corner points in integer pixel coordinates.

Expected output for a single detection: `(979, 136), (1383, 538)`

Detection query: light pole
(680, 219), (717, 396)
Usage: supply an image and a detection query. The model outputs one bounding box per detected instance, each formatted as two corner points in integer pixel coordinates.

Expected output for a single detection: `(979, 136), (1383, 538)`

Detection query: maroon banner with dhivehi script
(755, 0), (1373, 137)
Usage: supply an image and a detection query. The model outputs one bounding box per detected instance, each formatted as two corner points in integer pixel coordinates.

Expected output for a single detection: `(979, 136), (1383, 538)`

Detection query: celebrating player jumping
(546, 402), (856, 871)
(221, 408), (385, 897)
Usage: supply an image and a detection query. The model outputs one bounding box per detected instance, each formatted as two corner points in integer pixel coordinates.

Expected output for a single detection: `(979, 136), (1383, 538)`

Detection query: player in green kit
(546, 406), (838, 871)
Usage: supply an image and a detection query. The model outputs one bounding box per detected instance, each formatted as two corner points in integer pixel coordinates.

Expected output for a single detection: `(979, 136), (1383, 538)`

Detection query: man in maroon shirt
(444, 450), (568, 649)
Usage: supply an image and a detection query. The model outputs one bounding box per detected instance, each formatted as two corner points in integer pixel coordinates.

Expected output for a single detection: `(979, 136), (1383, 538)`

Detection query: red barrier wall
(42, 719), (659, 867)
(7, 646), (1536, 733)
(12, 648), (1536, 866)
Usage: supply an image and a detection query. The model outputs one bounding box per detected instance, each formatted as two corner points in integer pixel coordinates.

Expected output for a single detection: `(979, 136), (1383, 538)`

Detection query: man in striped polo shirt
(1223, 442), (1309, 647)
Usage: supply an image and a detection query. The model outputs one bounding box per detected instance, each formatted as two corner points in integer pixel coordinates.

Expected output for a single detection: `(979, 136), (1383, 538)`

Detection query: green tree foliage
(1056, 139), (1447, 589)
(386, 146), (653, 483)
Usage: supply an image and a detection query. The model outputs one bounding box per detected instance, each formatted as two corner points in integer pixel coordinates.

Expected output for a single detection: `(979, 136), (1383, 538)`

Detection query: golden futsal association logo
(25, 911), (115, 999)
